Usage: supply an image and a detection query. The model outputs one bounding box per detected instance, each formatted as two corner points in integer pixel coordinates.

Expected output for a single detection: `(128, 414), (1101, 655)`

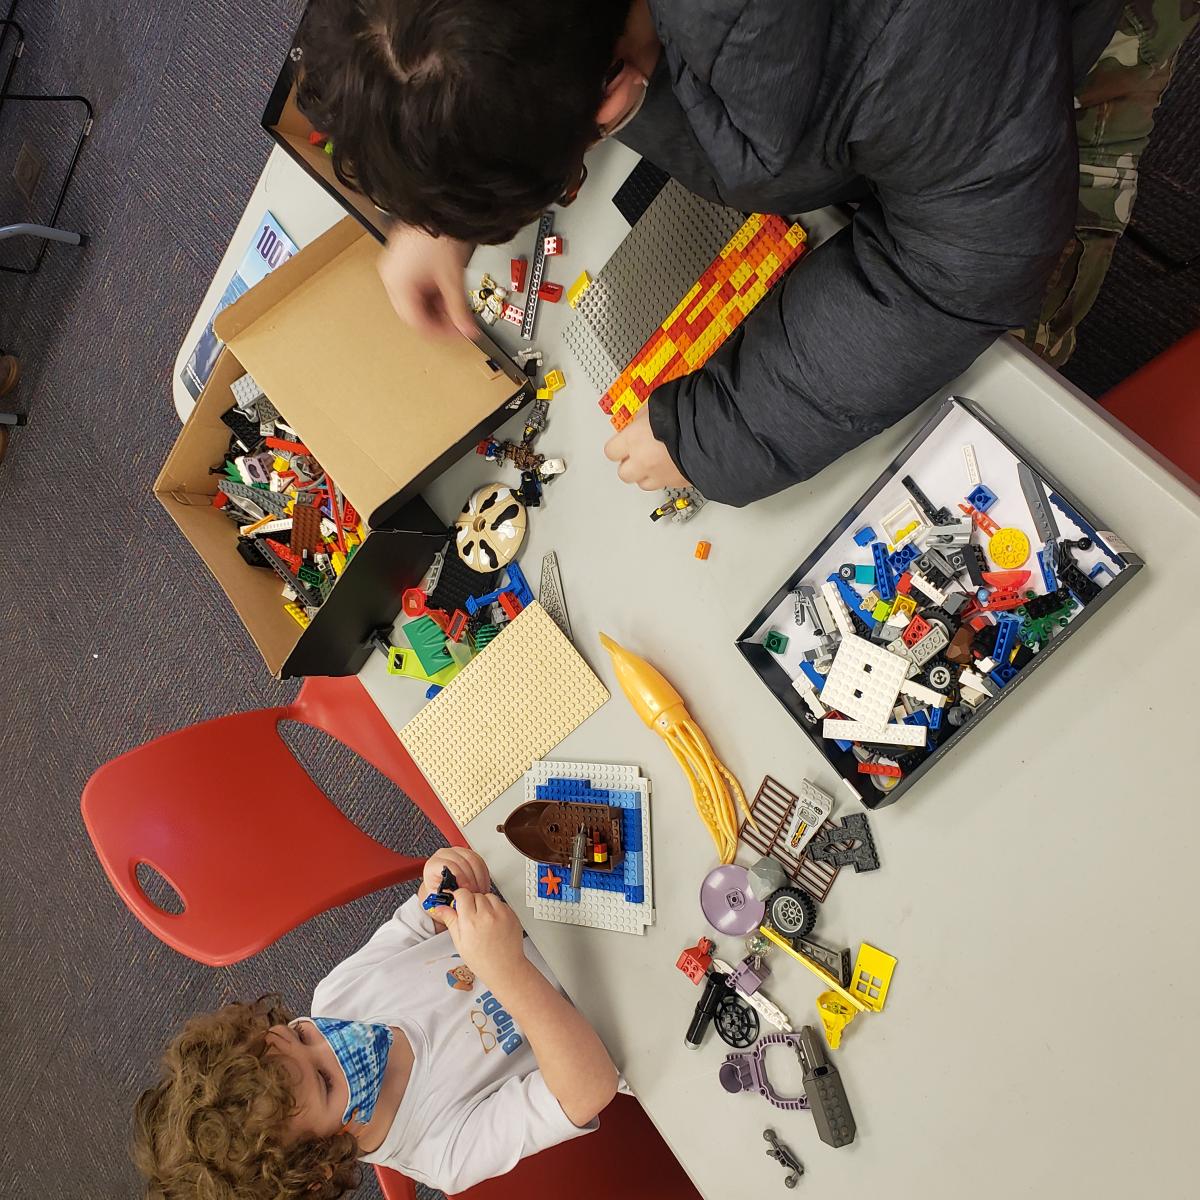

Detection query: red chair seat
(1100, 327), (1200, 482)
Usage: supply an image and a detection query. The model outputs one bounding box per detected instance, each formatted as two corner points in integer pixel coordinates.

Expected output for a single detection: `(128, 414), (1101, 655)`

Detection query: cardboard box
(263, 44), (388, 241)
(156, 218), (529, 678)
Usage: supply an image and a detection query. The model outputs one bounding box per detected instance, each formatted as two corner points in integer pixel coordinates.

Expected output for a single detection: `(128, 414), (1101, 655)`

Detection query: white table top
(177, 142), (1200, 1197)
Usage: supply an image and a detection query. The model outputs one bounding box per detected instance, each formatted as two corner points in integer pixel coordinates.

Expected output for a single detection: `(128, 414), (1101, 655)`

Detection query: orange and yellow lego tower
(600, 214), (807, 431)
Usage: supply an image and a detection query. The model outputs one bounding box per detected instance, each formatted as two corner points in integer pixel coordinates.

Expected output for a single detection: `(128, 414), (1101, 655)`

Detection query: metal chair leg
(0, 68), (94, 274)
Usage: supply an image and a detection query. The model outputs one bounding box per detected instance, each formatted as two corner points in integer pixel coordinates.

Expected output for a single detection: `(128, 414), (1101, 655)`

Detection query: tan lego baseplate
(399, 602), (609, 826)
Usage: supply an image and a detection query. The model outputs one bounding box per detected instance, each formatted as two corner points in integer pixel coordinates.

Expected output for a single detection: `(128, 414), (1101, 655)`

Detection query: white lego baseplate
(819, 634), (910, 726)
(523, 759), (654, 935)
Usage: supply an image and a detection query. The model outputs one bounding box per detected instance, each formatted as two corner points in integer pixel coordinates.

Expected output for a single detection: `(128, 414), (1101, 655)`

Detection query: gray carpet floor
(0, 2), (1194, 1196)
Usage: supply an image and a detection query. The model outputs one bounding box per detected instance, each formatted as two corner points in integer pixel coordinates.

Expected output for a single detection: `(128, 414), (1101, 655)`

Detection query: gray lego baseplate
(563, 179), (745, 392)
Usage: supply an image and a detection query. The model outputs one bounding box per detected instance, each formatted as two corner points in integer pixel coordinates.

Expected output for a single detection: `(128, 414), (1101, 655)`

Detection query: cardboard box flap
(215, 218), (520, 529)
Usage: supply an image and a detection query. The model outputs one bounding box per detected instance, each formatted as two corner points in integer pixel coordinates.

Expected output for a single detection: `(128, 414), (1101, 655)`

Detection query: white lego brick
(791, 674), (828, 719)
(819, 635), (909, 726)
(822, 718), (928, 747)
(976, 656), (997, 673)
(523, 760), (654, 935)
(909, 570), (948, 605)
(820, 580), (855, 639)
(899, 678), (948, 708)
(712, 959), (793, 1032)
(882, 498), (924, 548)
(963, 443), (981, 486)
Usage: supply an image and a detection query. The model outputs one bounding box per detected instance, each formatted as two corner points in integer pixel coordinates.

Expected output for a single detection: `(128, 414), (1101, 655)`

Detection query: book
(180, 211), (299, 401)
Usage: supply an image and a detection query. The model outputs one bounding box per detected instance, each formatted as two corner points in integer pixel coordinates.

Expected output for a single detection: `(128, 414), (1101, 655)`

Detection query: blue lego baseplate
(534, 778), (645, 905)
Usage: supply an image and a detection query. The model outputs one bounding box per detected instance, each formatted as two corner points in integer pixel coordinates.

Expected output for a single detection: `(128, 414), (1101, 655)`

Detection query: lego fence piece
(562, 180), (746, 392)
(523, 759), (654, 935)
(399, 604), (609, 827)
(738, 776), (842, 903)
(599, 213), (807, 432)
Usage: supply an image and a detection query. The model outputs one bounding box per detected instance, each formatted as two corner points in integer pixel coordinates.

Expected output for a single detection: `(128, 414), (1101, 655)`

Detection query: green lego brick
(404, 616), (455, 675)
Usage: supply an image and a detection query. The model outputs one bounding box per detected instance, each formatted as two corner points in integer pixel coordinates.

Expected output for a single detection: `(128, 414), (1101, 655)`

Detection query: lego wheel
(714, 993), (759, 1048)
(454, 484), (527, 572)
(766, 887), (817, 939)
(926, 661), (952, 690)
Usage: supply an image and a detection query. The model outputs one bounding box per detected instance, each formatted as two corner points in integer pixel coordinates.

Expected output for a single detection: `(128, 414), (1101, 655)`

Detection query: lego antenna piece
(399, 604), (609, 826)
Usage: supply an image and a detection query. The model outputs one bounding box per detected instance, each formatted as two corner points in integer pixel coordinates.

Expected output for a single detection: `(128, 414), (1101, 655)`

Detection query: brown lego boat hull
(498, 800), (624, 870)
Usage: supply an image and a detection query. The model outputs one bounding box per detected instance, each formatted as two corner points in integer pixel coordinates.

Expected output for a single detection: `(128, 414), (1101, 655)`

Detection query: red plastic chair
(1100, 327), (1200, 483)
(81, 675), (463, 966)
(373, 1092), (701, 1200)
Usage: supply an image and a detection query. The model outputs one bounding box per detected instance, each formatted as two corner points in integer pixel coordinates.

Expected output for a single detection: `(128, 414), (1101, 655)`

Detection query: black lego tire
(766, 887), (817, 939)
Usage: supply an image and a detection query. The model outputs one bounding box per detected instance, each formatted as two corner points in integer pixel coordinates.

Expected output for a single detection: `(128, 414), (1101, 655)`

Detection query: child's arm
(442, 892), (619, 1126)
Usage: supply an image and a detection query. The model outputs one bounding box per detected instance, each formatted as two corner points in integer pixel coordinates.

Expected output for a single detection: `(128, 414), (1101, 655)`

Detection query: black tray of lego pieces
(735, 397), (1144, 809)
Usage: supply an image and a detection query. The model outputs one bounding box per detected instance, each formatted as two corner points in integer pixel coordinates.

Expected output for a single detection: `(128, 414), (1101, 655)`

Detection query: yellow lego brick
(728, 260), (754, 290)
(284, 601), (310, 629)
(634, 341), (677, 383)
(566, 270), (591, 308)
(890, 594), (916, 620)
(544, 368), (565, 393)
(663, 280), (705, 328)
(272, 455), (289, 472)
(331, 550), (348, 577)
(536, 387), (553, 401)
(849, 944), (897, 1013)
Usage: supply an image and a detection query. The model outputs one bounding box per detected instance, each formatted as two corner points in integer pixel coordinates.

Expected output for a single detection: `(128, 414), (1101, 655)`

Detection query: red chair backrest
(81, 703), (424, 966)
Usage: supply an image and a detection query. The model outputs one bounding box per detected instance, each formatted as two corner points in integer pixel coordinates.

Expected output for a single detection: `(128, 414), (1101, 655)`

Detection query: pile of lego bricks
(787, 472), (1111, 798)
(382, 554), (537, 696)
(212, 372), (367, 630)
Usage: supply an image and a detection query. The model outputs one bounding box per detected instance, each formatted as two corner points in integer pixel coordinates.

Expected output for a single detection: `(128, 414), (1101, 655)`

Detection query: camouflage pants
(1019, 0), (1200, 365)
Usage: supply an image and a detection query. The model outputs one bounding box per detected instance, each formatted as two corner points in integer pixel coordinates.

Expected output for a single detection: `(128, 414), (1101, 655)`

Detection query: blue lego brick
(1037, 547), (1058, 592)
(626, 884), (645, 904)
(993, 615), (1020, 664)
(798, 661), (826, 691)
(623, 851), (644, 900)
(1089, 562), (1115, 584)
(826, 572), (869, 615)
(989, 663), (1018, 688)
(853, 564), (876, 585)
(887, 543), (920, 573)
(504, 561), (534, 607)
(871, 542), (896, 601)
(580, 865), (626, 892)
(929, 705), (943, 731)
(853, 526), (877, 547)
(465, 586), (505, 616)
(536, 864), (580, 903)
(425, 684), (443, 699)
(622, 809), (642, 853)
(965, 484), (997, 513)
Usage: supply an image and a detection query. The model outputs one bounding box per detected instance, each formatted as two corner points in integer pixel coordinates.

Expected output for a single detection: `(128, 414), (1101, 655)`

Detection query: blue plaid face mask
(293, 1017), (394, 1126)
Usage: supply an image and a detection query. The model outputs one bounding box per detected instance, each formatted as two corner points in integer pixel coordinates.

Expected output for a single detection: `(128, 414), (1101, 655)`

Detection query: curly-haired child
(133, 847), (618, 1198)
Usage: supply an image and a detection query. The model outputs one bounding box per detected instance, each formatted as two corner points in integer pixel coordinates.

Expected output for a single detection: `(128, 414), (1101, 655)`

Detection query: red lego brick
(446, 609), (469, 642)
(498, 591), (523, 620)
(857, 761), (903, 778)
(501, 302), (524, 326)
(896, 571), (913, 595)
(537, 281), (564, 303)
(510, 256), (528, 292)
(543, 235), (564, 256)
(902, 614), (931, 647)
(676, 938), (715, 984)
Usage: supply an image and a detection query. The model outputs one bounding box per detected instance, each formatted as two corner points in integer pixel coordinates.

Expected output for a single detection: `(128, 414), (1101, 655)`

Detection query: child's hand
(439, 892), (529, 992)
(418, 848), (490, 924)
(603, 404), (691, 490)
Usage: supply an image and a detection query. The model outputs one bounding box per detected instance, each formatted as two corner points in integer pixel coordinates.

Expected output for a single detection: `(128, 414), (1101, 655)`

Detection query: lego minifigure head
(133, 996), (362, 1200)
(295, 0), (641, 244)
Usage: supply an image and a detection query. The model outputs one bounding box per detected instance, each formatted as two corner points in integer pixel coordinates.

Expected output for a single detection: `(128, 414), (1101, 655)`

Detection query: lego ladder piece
(737, 776), (842, 903)
(523, 759), (654, 935)
(519, 213), (555, 341)
(600, 213), (807, 431)
(399, 604), (609, 826)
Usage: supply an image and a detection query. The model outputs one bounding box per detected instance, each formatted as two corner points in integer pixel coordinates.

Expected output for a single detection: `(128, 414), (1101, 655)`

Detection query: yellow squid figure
(599, 634), (755, 863)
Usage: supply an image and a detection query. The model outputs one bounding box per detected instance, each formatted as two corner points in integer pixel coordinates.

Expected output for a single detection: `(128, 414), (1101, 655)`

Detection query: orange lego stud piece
(695, 540), (712, 560)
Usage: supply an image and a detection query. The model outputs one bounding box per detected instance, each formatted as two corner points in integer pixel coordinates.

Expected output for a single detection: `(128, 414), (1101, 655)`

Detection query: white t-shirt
(310, 895), (597, 1193)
